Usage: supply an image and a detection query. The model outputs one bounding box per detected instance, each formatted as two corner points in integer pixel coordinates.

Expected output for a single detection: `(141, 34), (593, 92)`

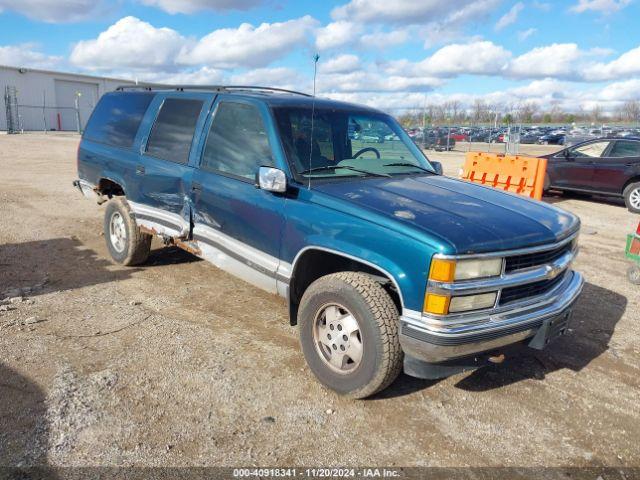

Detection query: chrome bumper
(399, 270), (584, 363)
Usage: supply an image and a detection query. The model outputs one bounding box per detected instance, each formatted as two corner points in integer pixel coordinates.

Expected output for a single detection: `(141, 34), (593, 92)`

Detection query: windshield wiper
(382, 162), (435, 173)
(300, 165), (391, 178)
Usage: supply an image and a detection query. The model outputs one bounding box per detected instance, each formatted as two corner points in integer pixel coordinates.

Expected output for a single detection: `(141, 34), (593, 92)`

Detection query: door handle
(136, 165), (145, 175)
(192, 182), (202, 191)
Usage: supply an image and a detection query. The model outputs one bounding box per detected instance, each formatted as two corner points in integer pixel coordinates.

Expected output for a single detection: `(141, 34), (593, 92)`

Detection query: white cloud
(584, 45), (640, 81)
(361, 29), (411, 49)
(320, 54), (361, 74)
(570, 0), (632, 13)
(0, 43), (62, 69)
(495, 2), (524, 30)
(145, 67), (226, 85)
(0, 0), (103, 22)
(387, 41), (510, 78)
(508, 43), (583, 79)
(331, 0), (499, 25)
(179, 16), (317, 68)
(140, 0), (263, 14)
(517, 28), (537, 41)
(597, 79), (640, 101)
(422, 0), (501, 47)
(423, 41), (510, 76)
(70, 17), (186, 71)
(319, 70), (442, 93)
(230, 67), (304, 90)
(315, 21), (362, 50)
(507, 43), (626, 81)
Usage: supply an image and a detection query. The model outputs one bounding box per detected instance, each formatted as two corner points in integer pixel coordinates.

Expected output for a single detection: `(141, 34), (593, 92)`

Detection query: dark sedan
(541, 137), (640, 213)
(538, 133), (565, 145)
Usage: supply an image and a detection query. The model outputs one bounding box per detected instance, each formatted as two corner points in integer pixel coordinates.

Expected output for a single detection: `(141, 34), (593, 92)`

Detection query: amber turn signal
(428, 258), (456, 282)
(424, 293), (451, 315)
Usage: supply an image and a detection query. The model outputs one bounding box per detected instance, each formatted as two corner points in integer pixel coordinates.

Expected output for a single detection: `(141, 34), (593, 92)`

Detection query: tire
(628, 265), (640, 285)
(104, 197), (152, 266)
(298, 272), (403, 399)
(623, 182), (640, 214)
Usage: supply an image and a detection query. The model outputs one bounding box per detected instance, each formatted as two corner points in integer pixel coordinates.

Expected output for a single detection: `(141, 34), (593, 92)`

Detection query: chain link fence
(3, 85), (90, 134)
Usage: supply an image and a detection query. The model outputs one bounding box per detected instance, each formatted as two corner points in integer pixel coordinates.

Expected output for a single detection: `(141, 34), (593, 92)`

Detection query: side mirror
(257, 166), (287, 193)
(431, 161), (443, 175)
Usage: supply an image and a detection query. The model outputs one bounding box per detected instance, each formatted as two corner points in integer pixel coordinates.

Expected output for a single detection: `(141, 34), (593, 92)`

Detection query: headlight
(449, 292), (497, 313)
(424, 257), (503, 315)
(428, 257), (503, 282)
(454, 258), (503, 280)
(424, 292), (497, 315)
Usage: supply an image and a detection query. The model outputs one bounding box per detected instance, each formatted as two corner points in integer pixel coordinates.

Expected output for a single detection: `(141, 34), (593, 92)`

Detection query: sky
(1, 0), (639, 114)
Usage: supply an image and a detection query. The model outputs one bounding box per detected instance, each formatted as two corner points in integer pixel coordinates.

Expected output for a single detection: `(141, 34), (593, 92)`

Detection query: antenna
(308, 53), (320, 190)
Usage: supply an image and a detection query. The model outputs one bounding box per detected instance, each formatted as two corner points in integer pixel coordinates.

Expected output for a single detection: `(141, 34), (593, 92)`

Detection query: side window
(201, 102), (274, 179)
(571, 141), (610, 158)
(609, 140), (640, 158)
(146, 98), (204, 164)
(83, 92), (154, 148)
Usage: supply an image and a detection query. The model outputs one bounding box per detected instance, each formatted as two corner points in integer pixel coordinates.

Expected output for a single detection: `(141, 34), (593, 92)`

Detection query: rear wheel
(623, 182), (640, 214)
(298, 272), (402, 399)
(104, 198), (152, 266)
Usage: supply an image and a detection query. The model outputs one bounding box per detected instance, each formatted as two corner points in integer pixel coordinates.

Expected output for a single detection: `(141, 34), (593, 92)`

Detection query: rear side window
(201, 102), (274, 179)
(146, 98), (204, 164)
(571, 141), (610, 158)
(84, 92), (154, 148)
(609, 140), (640, 158)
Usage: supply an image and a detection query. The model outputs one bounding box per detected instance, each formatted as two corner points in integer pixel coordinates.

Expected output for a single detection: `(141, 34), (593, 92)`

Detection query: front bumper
(399, 270), (584, 365)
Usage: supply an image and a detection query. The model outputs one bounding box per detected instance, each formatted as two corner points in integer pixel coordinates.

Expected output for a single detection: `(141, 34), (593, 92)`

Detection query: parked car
(469, 130), (490, 142)
(520, 132), (541, 144)
(422, 130), (456, 151)
(541, 137), (640, 213)
(75, 86), (584, 398)
(538, 133), (565, 145)
(449, 132), (468, 142)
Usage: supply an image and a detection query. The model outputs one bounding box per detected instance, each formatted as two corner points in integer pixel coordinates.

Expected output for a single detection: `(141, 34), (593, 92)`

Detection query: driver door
(551, 140), (611, 191)
(190, 97), (288, 294)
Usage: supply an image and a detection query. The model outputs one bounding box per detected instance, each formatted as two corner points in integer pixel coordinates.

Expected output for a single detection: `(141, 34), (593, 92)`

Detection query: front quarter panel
(282, 187), (442, 313)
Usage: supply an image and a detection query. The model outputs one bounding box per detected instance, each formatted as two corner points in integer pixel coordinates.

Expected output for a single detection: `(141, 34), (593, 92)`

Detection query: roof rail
(115, 84), (312, 97)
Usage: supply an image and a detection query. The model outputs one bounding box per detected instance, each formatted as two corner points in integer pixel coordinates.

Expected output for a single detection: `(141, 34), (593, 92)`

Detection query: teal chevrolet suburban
(75, 85), (584, 398)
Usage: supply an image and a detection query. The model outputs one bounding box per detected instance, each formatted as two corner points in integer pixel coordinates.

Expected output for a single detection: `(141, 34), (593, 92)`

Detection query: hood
(313, 175), (579, 254)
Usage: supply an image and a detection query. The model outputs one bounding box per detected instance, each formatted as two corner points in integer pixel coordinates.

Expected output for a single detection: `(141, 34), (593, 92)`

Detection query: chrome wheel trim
(630, 187), (640, 210)
(313, 303), (363, 374)
(109, 211), (127, 253)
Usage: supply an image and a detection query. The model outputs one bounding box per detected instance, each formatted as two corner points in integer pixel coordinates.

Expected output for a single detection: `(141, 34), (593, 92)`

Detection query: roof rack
(115, 84), (312, 97)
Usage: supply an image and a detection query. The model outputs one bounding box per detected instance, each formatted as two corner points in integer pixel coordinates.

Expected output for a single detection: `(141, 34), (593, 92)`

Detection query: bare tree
(519, 102), (539, 123)
(622, 100), (640, 123)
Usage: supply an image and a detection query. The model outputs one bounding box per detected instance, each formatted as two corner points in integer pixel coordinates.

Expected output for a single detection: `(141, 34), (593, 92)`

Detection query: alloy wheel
(313, 303), (363, 374)
(630, 187), (640, 210)
(109, 211), (127, 253)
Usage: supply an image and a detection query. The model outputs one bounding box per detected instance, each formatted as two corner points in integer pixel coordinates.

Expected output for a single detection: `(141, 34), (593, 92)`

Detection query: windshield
(272, 106), (434, 179)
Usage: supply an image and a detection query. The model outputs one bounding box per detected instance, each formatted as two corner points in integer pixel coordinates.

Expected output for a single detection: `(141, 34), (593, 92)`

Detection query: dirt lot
(1, 133), (639, 468)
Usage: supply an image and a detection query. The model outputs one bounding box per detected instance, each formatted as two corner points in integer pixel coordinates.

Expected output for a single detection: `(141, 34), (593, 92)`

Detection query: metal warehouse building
(1, 65), (135, 132)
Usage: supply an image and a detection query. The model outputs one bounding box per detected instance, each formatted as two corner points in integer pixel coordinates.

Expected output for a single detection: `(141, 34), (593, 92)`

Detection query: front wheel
(623, 182), (640, 214)
(298, 272), (403, 399)
(104, 198), (152, 266)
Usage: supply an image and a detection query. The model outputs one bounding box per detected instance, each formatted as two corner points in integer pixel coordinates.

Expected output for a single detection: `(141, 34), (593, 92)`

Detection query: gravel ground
(0, 133), (638, 468)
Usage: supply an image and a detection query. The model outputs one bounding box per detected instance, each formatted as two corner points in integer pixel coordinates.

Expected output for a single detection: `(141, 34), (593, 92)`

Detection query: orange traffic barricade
(460, 152), (548, 200)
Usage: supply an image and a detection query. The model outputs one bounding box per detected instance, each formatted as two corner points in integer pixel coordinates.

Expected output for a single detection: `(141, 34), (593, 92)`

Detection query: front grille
(499, 273), (566, 305)
(505, 240), (574, 272)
